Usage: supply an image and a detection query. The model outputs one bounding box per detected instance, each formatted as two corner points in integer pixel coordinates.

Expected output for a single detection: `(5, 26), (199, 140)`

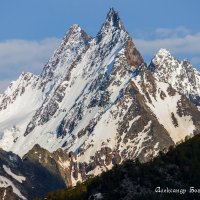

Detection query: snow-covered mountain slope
(0, 72), (41, 113)
(0, 8), (200, 191)
(135, 69), (200, 144)
(149, 48), (200, 106)
(38, 23), (92, 94)
(0, 23), (92, 154)
(0, 72), (43, 151)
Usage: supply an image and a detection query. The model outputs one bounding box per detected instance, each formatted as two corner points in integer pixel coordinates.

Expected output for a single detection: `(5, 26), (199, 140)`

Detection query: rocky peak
(149, 48), (178, 72)
(68, 23), (81, 33)
(18, 72), (38, 85)
(96, 8), (126, 43)
(45, 23), (92, 63)
(39, 24), (92, 92)
(5, 72), (37, 94)
(182, 59), (190, 66)
(155, 48), (171, 58)
(63, 24), (92, 47)
(149, 49), (200, 106)
(105, 8), (125, 30)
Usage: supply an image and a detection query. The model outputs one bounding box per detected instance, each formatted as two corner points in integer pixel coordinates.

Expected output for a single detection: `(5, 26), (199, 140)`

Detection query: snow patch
(3, 165), (26, 183)
(0, 176), (26, 199)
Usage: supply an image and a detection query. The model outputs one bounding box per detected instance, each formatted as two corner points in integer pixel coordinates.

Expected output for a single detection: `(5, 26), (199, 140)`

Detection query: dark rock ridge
(0, 146), (68, 200)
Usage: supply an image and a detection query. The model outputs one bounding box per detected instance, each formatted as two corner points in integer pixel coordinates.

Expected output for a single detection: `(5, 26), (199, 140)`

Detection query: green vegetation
(35, 182), (87, 200)
(37, 135), (200, 200)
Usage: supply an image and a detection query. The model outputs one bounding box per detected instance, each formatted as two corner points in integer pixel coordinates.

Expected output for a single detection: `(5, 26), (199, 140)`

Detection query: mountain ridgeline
(37, 135), (200, 200)
(0, 8), (200, 200)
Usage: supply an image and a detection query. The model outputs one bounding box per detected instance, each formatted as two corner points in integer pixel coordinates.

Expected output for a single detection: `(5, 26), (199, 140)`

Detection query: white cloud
(155, 26), (190, 38)
(0, 38), (60, 93)
(0, 38), (60, 76)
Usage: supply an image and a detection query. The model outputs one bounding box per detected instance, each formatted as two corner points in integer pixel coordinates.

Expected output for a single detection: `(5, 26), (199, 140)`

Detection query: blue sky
(0, 0), (200, 92)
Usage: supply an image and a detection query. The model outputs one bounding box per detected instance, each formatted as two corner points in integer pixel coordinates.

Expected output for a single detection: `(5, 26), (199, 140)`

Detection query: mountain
(40, 134), (200, 200)
(0, 8), (200, 199)
(149, 48), (200, 107)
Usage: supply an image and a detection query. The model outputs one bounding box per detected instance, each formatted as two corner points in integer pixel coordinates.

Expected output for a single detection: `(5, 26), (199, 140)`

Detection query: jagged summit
(38, 23), (92, 92)
(155, 48), (171, 58)
(148, 48), (174, 72)
(96, 8), (126, 43)
(19, 71), (38, 82)
(106, 8), (125, 30)
(182, 58), (191, 66)
(1, 72), (38, 97)
(70, 23), (80, 30)
(149, 47), (200, 106)
(65, 23), (92, 44)
(107, 7), (117, 16)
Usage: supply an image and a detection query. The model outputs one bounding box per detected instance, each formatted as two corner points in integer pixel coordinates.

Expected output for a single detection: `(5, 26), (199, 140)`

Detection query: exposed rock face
(0, 147), (66, 200)
(1, 8), (200, 200)
(124, 38), (144, 67)
(0, 186), (19, 200)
